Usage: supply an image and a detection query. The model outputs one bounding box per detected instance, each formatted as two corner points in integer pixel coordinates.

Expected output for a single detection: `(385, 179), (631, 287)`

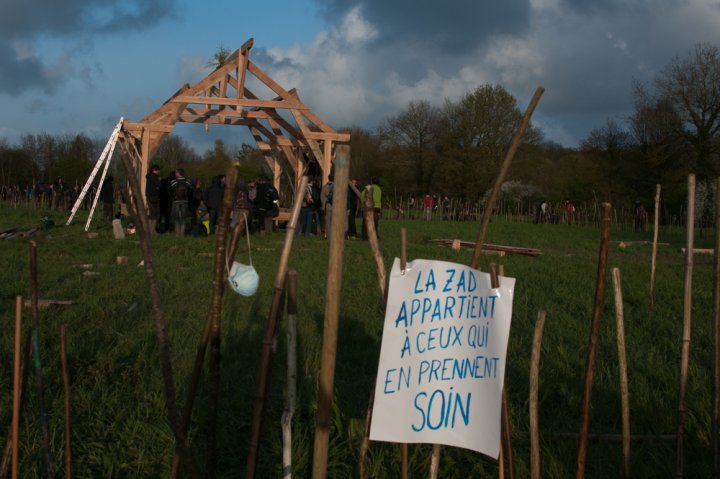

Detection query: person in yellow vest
(361, 176), (382, 240)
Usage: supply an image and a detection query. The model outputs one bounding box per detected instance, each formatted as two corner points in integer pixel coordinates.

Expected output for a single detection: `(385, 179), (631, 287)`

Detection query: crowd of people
(143, 166), (383, 240)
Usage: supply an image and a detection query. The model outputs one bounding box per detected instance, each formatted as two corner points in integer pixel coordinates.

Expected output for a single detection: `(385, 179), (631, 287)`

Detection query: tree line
(1, 43), (718, 219)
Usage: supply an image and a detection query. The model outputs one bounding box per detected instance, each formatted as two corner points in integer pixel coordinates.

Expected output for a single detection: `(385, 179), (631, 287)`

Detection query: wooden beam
(305, 131), (351, 142)
(291, 108), (324, 163)
(237, 42), (251, 99)
(171, 95), (303, 109)
(123, 122), (176, 133)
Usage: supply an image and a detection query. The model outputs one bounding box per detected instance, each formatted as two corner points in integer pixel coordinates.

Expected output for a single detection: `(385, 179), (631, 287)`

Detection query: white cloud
(176, 54), (209, 85)
(340, 6), (378, 44)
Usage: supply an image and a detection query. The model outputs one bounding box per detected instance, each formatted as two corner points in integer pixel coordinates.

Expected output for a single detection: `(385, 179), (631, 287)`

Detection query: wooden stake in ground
(1, 329), (33, 478)
(649, 184), (661, 317)
(60, 323), (72, 479)
(430, 444), (442, 479)
(312, 147), (349, 479)
(171, 168), (247, 479)
(358, 192), (382, 479)
(12, 296), (22, 479)
(491, 263), (515, 479)
(205, 166), (239, 479)
(676, 174), (696, 479)
(612, 268), (631, 479)
(470, 86), (545, 270)
(116, 148), (196, 479)
(713, 176), (720, 477)
(246, 175), (308, 479)
(530, 310), (547, 479)
(400, 228), (408, 479)
(282, 271), (298, 479)
(29, 241), (54, 479)
(575, 202), (612, 479)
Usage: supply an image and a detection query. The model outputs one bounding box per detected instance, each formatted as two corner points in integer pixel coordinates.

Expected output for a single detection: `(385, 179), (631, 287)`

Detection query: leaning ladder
(66, 117), (124, 230)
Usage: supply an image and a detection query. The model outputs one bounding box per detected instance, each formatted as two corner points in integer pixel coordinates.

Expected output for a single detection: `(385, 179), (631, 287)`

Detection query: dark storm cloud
(0, 0), (178, 95)
(315, 0), (531, 53)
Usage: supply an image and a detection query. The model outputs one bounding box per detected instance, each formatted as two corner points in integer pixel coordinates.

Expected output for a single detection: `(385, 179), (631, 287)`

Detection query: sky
(1, 0), (719, 154)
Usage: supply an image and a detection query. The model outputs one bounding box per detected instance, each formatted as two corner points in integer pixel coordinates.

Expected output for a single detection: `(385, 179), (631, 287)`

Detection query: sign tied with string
(369, 258), (515, 458)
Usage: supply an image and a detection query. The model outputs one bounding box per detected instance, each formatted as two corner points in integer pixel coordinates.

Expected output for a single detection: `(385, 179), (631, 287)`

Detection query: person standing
(321, 175), (334, 239)
(423, 193), (434, 221)
(100, 176), (115, 222)
(361, 177), (382, 240)
(204, 174), (225, 235)
(563, 198), (575, 225)
(347, 179), (359, 238)
(170, 169), (192, 237)
(145, 165), (161, 234)
(634, 201), (648, 231)
(254, 176), (280, 235)
(299, 177), (315, 237)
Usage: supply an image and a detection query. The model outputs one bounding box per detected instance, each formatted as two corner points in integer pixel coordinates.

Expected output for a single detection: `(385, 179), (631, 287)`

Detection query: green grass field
(0, 204), (717, 477)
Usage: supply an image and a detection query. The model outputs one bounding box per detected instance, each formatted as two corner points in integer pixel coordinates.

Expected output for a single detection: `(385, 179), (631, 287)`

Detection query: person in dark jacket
(203, 174), (225, 235)
(145, 165), (161, 234)
(99, 176), (115, 222)
(170, 169), (193, 237)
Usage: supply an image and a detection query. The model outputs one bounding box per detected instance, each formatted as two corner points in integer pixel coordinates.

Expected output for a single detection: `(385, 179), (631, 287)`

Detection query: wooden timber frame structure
(119, 38), (349, 199)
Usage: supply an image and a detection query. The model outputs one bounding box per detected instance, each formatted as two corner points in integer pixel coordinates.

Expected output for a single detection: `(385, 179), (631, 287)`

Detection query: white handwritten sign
(369, 258), (515, 458)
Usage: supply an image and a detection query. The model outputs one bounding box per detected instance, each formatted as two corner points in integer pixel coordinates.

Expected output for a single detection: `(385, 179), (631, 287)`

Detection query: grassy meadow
(0, 204), (717, 477)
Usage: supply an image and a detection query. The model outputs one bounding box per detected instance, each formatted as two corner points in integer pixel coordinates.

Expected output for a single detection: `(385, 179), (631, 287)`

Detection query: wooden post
(205, 166), (239, 479)
(365, 184), (387, 299)
(612, 268), (631, 479)
(713, 176), (720, 477)
(246, 176), (308, 479)
(117, 148), (196, 479)
(12, 296), (22, 479)
(649, 184), (661, 317)
(60, 323), (72, 479)
(676, 174), (696, 479)
(359, 391), (374, 479)
(312, 146), (349, 479)
(0, 329), (33, 478)
(29, 242), (54, 479)
(530, 311), (547, 479)
(430, 444), (442, 479)
(491, 263), (515, 479)
(576, 203), (612, 479)
(470, 86), (544, 269)
(400, 228), (408, 479)
(282, 271), (298, 479)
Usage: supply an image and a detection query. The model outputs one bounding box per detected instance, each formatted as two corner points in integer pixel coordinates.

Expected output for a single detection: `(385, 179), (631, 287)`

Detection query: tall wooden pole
(12, 296), (22, 479)
(246, 176), (308, 479)
(676, 174), (696, 479)
(60, 323), (72, 479)
(400, 228), (408, 479)
(117, 147), (196, 479)
(29, 241), (54, 479)
(205, 166), (239, 479)
(575, 202), (612, 478)
(171, 170), (247, 478)
(649, 184), (661, 317)
(612, 268), (631, 479)
(282, 271), (298, 479)
(713, 176), (720, 478)
(530, 310), (547, 479)
(358, 170), (388, 479)
(470, 86), (544, 269)
(312, 146), (349, 479)
(1, 327), (33, 478)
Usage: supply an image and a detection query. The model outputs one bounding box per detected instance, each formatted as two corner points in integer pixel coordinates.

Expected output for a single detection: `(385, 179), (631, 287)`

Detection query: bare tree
(380, 100), (443, 192)
(639, 43), (720, 178)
